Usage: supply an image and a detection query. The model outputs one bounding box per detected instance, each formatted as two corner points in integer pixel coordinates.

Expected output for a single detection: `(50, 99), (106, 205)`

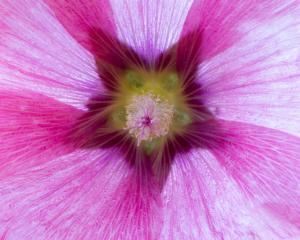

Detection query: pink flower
(0, 0), (300, 239)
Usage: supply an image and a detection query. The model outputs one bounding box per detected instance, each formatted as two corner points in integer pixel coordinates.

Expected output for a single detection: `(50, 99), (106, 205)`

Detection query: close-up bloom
(0, 0), (300, 239)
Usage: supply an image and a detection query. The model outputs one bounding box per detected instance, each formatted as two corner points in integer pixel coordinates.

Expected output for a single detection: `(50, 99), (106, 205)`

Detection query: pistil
(125, 93), (174, 145)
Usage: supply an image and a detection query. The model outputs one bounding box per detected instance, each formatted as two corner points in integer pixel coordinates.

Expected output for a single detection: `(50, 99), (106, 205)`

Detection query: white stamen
(125, 94), (174, 145)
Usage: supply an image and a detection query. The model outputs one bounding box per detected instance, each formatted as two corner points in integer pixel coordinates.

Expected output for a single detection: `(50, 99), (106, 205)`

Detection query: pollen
(125, 93), (174, 145)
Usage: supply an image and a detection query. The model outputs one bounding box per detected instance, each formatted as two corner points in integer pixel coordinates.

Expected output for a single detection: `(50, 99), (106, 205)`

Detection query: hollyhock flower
(1, 0), (300, 239)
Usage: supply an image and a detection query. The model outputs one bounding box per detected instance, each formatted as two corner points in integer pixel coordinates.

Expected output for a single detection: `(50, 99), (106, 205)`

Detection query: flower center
(108, 69), (192, 152)
(125, 94), (174, 145)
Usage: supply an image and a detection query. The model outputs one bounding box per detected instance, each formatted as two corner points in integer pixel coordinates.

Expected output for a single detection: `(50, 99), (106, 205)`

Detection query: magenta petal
(0, 0), (102, 109)
(208, 120), (300, 230)
(182, 0), (299, 61)
(0, 90), (82, 177)
(0, 148), (162, 239)
(197, 3), (300, 137)
(0, 91), (161, 238)
(44, 0), (116, 54)
(99, 172), (162, 239)
(162, 146), (299, 239)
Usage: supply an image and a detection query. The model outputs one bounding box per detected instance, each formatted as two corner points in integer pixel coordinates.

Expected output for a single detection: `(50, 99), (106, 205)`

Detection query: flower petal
(161, 142), (300, 239)
(198, 2), (300, 137)
(0, 91), (162, 239)
(110, 0), (193, 61)
(181, 0), (298, 61)
(44, 0), (116, 54)
(0, 149), (162, 239)
(0, 0), (102, 109)
(207, 120), (300, 231)
(0, 90), (81, 177)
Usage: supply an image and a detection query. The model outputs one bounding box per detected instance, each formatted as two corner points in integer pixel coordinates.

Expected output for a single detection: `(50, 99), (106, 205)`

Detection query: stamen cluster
(125, 93), (175, 145)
